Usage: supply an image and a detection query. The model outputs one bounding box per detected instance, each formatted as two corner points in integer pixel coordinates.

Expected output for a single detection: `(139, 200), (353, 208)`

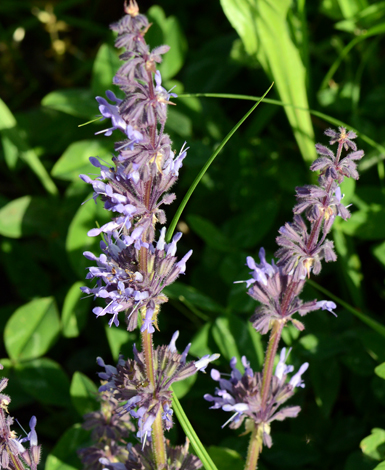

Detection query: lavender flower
(98, 332), (219, 444)
(241, 247), (336, 335)
(78, 387), (134, 470)
(0, 370), (41, 470)
(80, 0), (192, 333)
(204, 352), (308, 448)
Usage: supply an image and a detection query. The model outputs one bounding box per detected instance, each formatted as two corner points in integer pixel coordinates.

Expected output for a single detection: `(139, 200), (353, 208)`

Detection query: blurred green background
(1, 0), (385, 469)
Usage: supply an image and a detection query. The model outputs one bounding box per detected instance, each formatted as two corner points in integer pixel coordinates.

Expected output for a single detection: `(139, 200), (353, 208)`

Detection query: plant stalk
(260, 320), (284, 409)
(244, 425), (262, 470)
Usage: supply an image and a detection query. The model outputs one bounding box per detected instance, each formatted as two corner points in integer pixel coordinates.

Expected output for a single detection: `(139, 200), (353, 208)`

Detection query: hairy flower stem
(152, 409), (167, 468)
(260, 320), (284, 409)
(244, 425), (262, 470)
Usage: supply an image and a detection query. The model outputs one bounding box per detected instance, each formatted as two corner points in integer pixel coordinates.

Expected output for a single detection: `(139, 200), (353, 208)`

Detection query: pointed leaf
(70, 372), (98, 417)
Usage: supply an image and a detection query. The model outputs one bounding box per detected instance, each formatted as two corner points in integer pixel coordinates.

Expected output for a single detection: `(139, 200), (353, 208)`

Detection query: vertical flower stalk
(80, 2), (218, 468)
(205, 128), (364, 469)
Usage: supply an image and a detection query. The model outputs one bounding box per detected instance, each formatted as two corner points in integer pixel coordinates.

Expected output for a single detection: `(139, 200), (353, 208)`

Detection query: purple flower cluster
(80, 0), (191, 331)
(0, 368), (41, 470)
(238, 247), (336, 334)
(204, 349), (308, 447)
(81, 228), (192, 329)
(97, 331), (219, 444)
(275, 127), (363, 280)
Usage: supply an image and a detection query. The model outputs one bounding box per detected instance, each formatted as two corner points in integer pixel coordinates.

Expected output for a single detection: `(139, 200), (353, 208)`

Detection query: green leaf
(52, 140), (113, 181)
(0, 196), (55, 239)
(66, 196), (110, 278)
(374, 462), (385, 470)
(220, 0), (315, 164)
(164, 282), (225, 314)
(373, 240), (385, 268)
(45, 424), (90, 470)
(339, 209), (385, 239)
(166, 84), (273, 242)
(189, 323), (213, 357)
(42, 88), (97, 118)
(4, 297), (60, 361)
(15, 358), (71, 406)
(375, 363), (385, 380)
(70, 372), (98, 417)
(212, 316), (242, 367)
(187, 214), (233, 252)
(165, 108), (192, 137)
(91, 44), (121, 97)
(0, 98), (58, 195)
(62, 281), (90, 338)
(360, 428), (385, 460)
(105, 326), (136, 362)
(207, 447), (243, 470)
(172, 393), (219, 470)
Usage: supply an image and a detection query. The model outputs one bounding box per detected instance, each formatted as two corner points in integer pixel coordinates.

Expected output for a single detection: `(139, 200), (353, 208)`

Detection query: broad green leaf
(91, 44), (121, 97)
(66, 196), (110, 278)
(0, 196), (54, 239)
(337, 0), (368, 19)
(344, 450), (379, 470)
(164, 282), (225, 314)
(172, 374), (197, 399)
(166, 108), (192, 137)
(374, 462), (385, 470)
(1, 134), (18, 169)
(187, 214), (233, 252)
(172, 393), (219, 470)
(189, 323), (213, 357)
(220, 0), (315, 164)
(105, 326), (136, 362)
(70, 372), (98, 417)
(15, 358), (71, 406)
(339, 209), (385, 239)
(360, 428), (385, 460)
(52, 140), (113, 181)
(212, 316), (242, 367)
(373, 241), (385, 268)
(42, 89), (97, 119)
(62, 281), (90, 338)
(45, 424), (90, 470)
(0, 98), (58, 195)
(376, 363), (385, 380)
(207, 447), (243, 470)
(4, 297), (60, 361)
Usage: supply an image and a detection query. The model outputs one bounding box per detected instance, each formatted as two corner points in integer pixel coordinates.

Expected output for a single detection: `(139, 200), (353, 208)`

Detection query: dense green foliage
(1, 0), (385, 469)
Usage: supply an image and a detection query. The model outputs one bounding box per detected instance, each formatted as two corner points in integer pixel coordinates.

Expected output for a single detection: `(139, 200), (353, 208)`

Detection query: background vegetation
(1, 0), (385, 469)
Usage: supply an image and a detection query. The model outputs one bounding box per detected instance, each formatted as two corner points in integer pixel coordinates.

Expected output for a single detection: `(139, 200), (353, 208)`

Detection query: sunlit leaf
(4, 297), (60, 361)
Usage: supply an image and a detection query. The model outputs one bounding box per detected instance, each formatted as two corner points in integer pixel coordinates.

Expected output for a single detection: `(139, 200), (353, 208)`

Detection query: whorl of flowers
(97, 331), (219, 444)
(0, 366), (41, 470)
(80, 0), (191, 331)
(78, 388), (135, 470)
(204, 350), (308, 448)
(101, 439), (202, 470)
